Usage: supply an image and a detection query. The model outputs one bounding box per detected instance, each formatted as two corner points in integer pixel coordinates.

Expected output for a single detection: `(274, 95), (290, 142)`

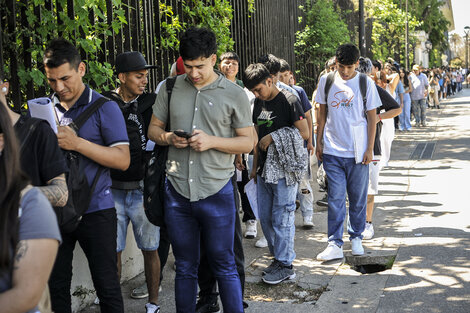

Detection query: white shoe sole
(317, 254), (343, 261)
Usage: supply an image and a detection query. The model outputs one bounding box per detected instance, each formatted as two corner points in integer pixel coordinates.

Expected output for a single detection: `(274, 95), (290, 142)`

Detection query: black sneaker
(262, 259), (281, 276)
(316, 194), (328, 207)
(196, 294), (220, 313)
(262, 264), (296, 285)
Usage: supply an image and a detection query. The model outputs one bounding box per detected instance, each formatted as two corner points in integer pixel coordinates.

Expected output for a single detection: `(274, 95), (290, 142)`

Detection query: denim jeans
(399, 98), (412, 130)
(257, 176), (297, 266)
(411, 99), (427, 124)
(113, 188), (160, 252)
(164, 179), (243, 313)
(323, 154), (368, 247)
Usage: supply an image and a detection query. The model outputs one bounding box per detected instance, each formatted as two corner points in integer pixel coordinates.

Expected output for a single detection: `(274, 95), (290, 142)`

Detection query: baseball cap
(412, 64), (420, 71)
(115, 51), (157, 74)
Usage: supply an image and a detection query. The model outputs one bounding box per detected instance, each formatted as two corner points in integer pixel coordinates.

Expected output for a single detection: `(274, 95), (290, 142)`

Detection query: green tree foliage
(401, 0), (451, 54)
(370, 0), (420, 63)
(183, 0), (234, 56)
(4, 0), (238, 108)
(294, 0), (350, 88)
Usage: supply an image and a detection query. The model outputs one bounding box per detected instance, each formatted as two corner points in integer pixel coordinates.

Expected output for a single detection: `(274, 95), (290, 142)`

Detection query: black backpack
(144, 77), (177, 226)
(54, 97), (108, 233)
(102, 91), (154, 184)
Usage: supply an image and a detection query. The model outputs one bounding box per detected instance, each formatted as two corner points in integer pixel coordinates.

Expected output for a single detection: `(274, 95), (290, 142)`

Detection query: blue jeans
(323, 154), (368, 247)
(399, 98), (412, 130)
(257, 176), (297, 266)
(411, 99), (427, 124)
(164, 179), (243, 313)
(112, 188), (160, 252)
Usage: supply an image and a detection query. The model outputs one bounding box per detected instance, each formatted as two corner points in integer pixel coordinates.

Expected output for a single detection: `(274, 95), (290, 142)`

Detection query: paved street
(81, 87), (470, 312)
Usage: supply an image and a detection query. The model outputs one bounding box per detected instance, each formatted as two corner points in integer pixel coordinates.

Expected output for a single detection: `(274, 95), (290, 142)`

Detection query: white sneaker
(244, 220), (257, 238)
(351, 237), (364, 256)
(255, 236), (268, 248)
(93, 297), (100, 305)
(302, 216), (314, 229)
(362, 223), (374, 240)
(145, 302), (160, 313)
(317, 243), (343, 261)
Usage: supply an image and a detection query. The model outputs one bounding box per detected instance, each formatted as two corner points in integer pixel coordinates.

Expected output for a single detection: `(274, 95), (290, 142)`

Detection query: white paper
(352, 124), (368, 164)
(28, 97), (58, 133)
(244, 178), (259, 219)
(236, 169), (242, 182)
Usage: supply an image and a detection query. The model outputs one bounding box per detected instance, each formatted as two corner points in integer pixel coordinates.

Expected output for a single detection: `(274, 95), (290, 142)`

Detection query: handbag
(143, 76), (177, 226)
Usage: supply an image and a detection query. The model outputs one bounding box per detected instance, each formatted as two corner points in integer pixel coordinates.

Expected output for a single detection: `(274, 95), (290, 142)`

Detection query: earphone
(1, 87), (6, 93)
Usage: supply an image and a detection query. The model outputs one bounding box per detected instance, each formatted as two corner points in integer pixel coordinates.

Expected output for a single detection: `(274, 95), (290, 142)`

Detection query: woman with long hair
(399, 69), (413, 131)
(0, 99), (61, 313)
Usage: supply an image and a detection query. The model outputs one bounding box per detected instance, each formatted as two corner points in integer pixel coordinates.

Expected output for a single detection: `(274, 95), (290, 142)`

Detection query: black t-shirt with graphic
(252, 88), (305, 175)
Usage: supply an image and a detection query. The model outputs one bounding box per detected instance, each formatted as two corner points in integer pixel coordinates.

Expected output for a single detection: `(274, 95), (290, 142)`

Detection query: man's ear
(78, 62), (86, 77)
(211, 54), (217, 66)
(118, 72), (126, 84)
(266, 77), (273, 88)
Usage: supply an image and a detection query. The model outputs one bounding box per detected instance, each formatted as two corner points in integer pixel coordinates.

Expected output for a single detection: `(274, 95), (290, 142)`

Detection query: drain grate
(410, 142), (436, 160)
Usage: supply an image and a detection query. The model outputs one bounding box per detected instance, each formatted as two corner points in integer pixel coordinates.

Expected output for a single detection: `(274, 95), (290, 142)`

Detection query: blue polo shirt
(54, 86), (129, 214)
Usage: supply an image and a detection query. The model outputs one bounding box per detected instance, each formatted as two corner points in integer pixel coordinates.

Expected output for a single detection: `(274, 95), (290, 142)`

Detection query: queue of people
(1, 25), (462, 313)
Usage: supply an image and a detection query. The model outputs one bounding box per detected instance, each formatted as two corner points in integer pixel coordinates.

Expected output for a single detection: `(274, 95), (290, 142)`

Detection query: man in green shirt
(148, 27), (253, 313)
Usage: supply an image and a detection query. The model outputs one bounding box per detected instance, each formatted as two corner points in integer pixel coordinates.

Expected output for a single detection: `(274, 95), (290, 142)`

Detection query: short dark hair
(335, 44), (360, 65)
(179, 27), (217, 61)
(43, 38), (81, 69)
(257, 54), (280, 75)
(279, 59), (290, 72)
(372, 60), (382, 71)
(219, 52), (240, 64)
(243, 63), (271, 90)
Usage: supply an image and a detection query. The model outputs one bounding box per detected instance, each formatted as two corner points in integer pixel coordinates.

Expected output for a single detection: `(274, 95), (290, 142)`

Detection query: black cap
(115, 51), (156, 74)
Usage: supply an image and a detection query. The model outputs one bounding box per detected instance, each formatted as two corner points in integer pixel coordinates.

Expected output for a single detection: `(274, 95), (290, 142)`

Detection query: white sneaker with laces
(351, 237), (364, 255)
(145, 302), (160, 313)
(244, 219), (257, 238)
(255, 236), (268, 248)
(302, 216), (314, 229)
(362, 223), (374, 240)
(317, 243), (343, 261)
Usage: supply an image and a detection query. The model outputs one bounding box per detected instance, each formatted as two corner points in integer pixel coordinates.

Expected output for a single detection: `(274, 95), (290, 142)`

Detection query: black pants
(237, 155), (256, 222)
(197, 174), (245, 297)
(49, 208), (124, 313)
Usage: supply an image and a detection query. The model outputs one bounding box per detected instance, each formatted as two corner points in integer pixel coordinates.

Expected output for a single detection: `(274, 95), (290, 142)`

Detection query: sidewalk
(81, 88), (470, 312)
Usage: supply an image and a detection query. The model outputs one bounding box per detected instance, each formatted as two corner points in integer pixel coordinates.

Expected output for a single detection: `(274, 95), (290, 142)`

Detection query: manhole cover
(345, 253), (396, 275)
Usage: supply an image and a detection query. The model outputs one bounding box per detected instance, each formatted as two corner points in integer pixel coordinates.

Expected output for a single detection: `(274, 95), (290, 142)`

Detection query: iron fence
(0, 0), (319, 109)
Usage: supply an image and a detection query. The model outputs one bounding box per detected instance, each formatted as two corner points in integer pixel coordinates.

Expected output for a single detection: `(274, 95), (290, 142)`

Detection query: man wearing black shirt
(102, 51), (161, 313)
(244, 63), (309, 285)
(0, 74), (68, 206)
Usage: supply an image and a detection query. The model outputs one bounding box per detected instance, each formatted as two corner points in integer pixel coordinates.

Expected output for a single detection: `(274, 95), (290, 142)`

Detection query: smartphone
(173, 130), (193, 139)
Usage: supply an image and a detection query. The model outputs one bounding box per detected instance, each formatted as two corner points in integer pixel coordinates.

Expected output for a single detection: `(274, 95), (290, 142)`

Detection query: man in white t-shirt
(314, 44), (381, 261)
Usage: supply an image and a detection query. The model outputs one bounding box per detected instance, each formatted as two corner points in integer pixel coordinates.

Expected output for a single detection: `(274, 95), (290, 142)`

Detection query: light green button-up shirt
(153, 73), (252, 201)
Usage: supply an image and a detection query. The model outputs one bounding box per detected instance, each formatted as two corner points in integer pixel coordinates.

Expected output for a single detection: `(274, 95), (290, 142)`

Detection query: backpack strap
(359, 73), (368, 118)
(69, 96), (110, 133)
(165, 76), (177, 132)
(323, 71), (336, 117)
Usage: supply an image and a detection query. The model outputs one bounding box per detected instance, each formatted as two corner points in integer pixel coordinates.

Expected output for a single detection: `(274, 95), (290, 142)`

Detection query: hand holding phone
(173, 130), (193, 139)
